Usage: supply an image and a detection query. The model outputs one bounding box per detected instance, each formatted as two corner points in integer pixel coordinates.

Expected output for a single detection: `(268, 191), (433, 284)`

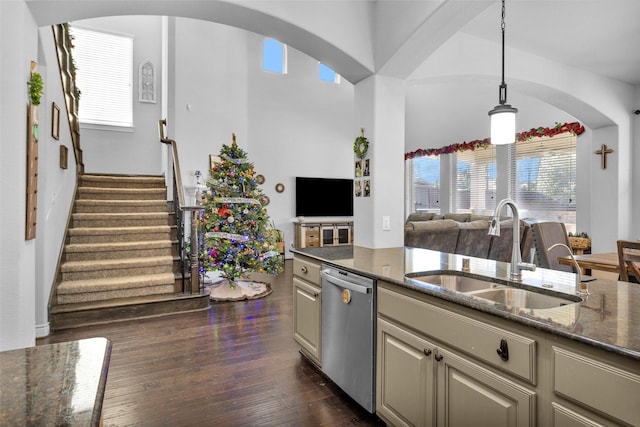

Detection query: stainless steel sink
(469, 288), (581, 310)
(405, 273), (502, 293)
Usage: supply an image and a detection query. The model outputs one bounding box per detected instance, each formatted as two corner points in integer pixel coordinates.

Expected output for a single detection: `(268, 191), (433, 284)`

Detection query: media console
(293, 221), (353, 248)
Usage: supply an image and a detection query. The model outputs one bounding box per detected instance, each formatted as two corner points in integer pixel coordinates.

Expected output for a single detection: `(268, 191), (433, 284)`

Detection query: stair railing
(52, 24), (84, 175)
(159, 119), (201, 294)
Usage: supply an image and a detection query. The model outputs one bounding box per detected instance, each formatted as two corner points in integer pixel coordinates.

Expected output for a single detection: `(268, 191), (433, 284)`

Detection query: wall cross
(595, 144), (614, 169)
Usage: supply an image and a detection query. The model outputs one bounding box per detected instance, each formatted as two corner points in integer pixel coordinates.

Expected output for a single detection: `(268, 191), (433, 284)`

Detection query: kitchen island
(0, 337), (111, 426)
(292, 245), (640, 427)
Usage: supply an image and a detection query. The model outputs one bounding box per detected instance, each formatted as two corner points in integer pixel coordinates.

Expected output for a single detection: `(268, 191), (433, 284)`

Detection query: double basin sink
(405, 273), (582, 311)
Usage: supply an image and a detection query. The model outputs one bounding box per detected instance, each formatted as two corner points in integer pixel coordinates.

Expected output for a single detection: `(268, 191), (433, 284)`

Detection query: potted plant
(28, 71), (44, 106)
(568, 231), (591, 251)
(270, 221), (285, 254)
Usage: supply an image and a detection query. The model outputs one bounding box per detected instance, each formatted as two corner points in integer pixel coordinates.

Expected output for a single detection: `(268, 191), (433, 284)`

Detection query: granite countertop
(0, 337), (112, 426)
(292, 245), (640, 361)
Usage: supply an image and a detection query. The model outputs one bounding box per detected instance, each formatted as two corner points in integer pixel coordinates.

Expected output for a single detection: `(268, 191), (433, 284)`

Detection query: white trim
(35, 322), (50, 338)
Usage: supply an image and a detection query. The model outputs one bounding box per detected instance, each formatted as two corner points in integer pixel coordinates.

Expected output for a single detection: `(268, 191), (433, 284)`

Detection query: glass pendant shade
(489, 104), (517, 145)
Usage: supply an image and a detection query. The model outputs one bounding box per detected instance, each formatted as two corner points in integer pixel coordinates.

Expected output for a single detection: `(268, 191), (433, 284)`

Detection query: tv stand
(294, 221), (353, 248)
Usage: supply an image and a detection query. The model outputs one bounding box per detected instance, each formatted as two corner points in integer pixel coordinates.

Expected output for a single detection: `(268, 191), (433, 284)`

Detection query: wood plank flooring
(37, 260), (386, 426)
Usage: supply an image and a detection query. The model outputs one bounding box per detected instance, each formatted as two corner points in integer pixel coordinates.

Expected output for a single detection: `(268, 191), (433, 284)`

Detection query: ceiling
(458, 0), (640, 86)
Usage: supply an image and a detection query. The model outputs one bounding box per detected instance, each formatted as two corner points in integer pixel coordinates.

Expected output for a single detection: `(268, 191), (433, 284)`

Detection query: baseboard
(36, 322), (50, 338)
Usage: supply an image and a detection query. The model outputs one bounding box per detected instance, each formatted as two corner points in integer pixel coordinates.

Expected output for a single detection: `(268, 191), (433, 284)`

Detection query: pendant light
(488, 0), (517, 145)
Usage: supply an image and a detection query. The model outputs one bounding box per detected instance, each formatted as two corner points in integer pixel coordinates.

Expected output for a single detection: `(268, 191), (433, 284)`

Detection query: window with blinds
(455, 146), (497, 216)
(72, 27), (133, 128)
(514, 134), (576, 230)
(408, 156), (441, 214)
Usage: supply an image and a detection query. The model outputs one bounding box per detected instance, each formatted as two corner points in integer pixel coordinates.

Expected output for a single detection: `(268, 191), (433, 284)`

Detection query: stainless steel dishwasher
(321, 264), (376, 413)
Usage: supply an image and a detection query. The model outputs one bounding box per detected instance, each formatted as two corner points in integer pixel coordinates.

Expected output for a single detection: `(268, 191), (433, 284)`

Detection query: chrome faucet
(548, 243), (589, 295)
(489, 199), (536, 281)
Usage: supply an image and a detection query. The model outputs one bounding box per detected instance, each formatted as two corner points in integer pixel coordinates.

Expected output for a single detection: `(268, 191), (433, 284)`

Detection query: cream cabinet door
(377, 318), (436, 427)
(293, 277), (321, 364)
(436, 347), (536, 427)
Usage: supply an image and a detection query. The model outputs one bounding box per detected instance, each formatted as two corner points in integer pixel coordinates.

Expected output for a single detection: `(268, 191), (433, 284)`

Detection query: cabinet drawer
(553, 346), (640, 426)
(293, 256), (321, 286)
(378, 286), (536, 384)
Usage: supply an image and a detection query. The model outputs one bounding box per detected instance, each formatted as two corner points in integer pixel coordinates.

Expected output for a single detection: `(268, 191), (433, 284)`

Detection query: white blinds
(72, 27), (133, 127)
(410, 156), (441, 213)
(456, 146), (497, 216)
(514, 134), (576, 227)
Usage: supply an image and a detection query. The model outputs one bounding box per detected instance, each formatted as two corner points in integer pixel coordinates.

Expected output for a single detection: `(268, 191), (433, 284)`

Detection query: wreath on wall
(354, 128), (369, 159)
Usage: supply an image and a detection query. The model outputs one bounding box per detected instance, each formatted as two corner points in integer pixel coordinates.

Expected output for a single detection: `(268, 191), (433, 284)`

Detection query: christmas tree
(199, 134), (283, 290)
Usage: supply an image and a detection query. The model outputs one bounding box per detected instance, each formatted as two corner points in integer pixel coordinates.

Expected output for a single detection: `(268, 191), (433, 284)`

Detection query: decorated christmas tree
(199, 134), (283, 297)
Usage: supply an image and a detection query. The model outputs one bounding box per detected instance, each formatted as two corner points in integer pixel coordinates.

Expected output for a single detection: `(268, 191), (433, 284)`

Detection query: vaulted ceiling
(26, 0), (640, 86)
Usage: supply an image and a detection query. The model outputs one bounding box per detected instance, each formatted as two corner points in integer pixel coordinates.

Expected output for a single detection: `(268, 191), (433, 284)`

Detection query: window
(455, 146), (497, 216)
(263, 38), (287, 74)
(408, 156), (441, 214)
(72, 27), (133, 128)
(319, 63), (340, 83)
(406, 133), (577, 230)
(514, 134), (577, 231)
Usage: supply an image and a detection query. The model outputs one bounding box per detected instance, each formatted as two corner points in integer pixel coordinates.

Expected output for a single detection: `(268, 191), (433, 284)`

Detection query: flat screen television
(295, 177), (353, 217)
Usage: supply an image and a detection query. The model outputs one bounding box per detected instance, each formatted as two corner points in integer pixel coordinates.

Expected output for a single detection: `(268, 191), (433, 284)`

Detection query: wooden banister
(159, 119), (202, 294)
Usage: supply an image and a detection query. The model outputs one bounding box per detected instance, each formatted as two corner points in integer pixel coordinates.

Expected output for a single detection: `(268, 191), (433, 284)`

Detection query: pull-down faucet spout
(489, 199), (536, 281)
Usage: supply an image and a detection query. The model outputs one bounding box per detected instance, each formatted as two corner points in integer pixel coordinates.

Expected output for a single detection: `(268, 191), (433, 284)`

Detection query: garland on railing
(404, 122), (585, 160)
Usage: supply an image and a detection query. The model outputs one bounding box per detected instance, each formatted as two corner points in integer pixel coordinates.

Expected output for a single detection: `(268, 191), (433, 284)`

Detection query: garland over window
(405, 122), (585, 160)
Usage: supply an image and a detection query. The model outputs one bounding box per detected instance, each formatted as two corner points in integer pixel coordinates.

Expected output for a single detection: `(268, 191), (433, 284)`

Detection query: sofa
(404, 212), (535, 263)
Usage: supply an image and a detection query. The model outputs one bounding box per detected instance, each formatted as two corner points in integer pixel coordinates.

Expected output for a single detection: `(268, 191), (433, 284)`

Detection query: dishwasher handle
(321, 270), (371, 294)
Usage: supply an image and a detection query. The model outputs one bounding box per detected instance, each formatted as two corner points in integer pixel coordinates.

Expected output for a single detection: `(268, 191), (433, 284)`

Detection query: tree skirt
(204, 273), (272, 302)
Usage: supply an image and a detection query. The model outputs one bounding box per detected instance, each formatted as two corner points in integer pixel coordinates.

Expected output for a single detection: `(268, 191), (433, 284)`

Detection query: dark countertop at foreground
(0, 337), (111, 426)
(292, 245), (640, 361)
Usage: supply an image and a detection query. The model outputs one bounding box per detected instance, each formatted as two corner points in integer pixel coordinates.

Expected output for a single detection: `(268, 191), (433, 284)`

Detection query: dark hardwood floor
(38, 260), (386, 427)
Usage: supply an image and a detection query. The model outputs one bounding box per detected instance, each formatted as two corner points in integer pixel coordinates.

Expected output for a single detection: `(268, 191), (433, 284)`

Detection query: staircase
(50, 174), (209, 330)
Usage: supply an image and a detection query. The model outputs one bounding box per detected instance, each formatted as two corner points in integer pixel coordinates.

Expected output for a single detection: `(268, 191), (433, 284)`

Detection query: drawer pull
(434, 353), (443, 362)
(423, 349), (432, 357)
(497, 338), (509, 362)
(300, 266), (308, 274)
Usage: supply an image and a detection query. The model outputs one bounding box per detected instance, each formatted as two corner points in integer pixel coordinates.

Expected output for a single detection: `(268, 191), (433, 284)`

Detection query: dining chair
(617, 240), (640, 283)
(530, 221), (574, 272)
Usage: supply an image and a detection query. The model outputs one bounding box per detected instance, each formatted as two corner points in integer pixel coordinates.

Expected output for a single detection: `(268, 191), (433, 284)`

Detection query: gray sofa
(404, 212), (535, 263)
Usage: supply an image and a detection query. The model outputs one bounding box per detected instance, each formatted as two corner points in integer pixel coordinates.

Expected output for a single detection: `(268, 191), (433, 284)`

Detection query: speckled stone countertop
(0, 337), (111, 426)
(292, 246), (640, 361)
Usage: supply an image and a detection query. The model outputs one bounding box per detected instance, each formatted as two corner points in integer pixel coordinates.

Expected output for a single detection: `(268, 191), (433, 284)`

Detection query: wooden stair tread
(50, 292), (209, 314)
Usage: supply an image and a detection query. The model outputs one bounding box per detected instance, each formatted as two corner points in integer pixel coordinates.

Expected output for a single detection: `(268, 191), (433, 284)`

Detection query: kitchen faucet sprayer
(547, 243), (590, 296)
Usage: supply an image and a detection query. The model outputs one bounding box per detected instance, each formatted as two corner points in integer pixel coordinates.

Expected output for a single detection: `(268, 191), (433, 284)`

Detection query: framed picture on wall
(51, 102), (60, 140)
(60, 145), (68, 169)
(210, 155), (221, 171)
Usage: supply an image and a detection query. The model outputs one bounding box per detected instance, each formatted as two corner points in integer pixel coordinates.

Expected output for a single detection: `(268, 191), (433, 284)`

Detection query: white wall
(0, 2), (39, 350)
(170, 18), (250, 186)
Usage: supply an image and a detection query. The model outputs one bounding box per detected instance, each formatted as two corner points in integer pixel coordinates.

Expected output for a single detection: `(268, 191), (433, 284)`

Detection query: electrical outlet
(382, 216), (390, 231)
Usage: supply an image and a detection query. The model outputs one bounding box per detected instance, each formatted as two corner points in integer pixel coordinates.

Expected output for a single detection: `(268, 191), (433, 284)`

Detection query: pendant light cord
(499, 0), (507, 105)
